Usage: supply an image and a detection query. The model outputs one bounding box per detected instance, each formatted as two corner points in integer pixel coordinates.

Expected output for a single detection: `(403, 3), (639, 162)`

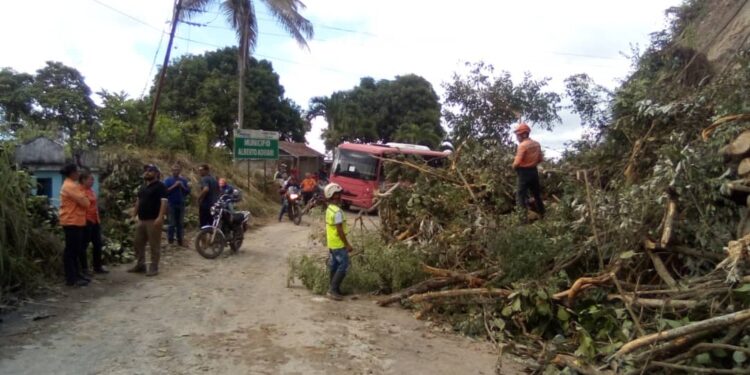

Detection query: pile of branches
(374, 123), (750, 373)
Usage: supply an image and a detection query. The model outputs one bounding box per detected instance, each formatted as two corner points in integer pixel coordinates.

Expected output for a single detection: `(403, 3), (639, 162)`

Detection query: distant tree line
(0, 47), (308, 156)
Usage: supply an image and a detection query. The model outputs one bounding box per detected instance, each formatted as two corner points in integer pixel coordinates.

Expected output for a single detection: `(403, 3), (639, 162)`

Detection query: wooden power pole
(147, 0), (183, 139)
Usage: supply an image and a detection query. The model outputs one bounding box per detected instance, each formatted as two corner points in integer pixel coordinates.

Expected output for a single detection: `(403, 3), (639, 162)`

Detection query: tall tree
(0, 68), (34, 132)
(181, 0), (313, 131)
(32, 61), (98, 150)
(443, 62), (561, 145)
(157, 47), (307, 149)
(97, 90), (149, 145)
(309, 74), (445, 150)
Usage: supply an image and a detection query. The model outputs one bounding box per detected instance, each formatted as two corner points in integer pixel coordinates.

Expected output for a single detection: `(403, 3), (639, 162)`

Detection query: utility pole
(147, 0), (183, 139)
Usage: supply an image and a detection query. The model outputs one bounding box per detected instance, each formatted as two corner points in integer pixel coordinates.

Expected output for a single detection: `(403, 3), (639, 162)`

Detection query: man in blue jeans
(164, 164), (190, 246)
(323, 183), (353, 301)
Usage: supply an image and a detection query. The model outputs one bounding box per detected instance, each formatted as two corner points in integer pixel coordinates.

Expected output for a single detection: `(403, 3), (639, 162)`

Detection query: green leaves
(442, 61), (561, 144)
(310, 74), (444, 150)
(158, 47), (307, 150)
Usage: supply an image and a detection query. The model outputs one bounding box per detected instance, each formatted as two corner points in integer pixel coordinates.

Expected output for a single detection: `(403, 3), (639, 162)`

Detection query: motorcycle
(195, 192), (251, 259)
(285, 186), (305, 225)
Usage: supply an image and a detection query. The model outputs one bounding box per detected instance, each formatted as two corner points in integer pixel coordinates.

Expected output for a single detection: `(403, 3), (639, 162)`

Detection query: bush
(487, 217), (574, 285)
(288, 232), (426, 295)
(0, 148), (62, 302)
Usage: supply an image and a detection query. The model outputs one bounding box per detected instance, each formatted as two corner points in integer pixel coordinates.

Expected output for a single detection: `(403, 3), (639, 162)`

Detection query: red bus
(329, 142), (449, 209)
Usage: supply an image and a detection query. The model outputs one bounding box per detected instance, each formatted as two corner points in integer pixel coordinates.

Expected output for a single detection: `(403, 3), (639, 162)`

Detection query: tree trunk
(237, 31), (247, 132)
(614, 308), (750, 357)
(722, 129), (750, 159)
(407, 288), (512, 304)
(376, 277), (463, 307)
(739, 158), (750, 177)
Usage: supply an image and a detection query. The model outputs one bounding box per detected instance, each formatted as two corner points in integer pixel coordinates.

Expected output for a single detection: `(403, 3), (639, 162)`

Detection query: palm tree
(181, 0), (313, 130)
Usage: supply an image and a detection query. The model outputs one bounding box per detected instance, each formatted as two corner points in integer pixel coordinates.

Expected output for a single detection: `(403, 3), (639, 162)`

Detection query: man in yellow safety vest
(323, 183), (353, 301)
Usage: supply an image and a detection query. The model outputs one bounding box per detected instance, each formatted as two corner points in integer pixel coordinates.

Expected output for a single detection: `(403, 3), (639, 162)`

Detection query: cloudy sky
(1, 0), (682, 154)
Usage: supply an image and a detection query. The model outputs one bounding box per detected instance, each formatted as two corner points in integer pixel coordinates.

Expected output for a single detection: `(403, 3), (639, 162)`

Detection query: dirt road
(0, 220), (520, 374)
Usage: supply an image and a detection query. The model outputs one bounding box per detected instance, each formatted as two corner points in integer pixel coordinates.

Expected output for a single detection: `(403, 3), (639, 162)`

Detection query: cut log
(421, 264), (488, 287)
(659, 188), (678, 248)
(614, 308), (750, 357)
(376, 277), (462, 307)
(407, 288), (512, 304)
(739, 158), (750, 177)
(722, 129), (750, 158)
(607, 294), (697, 309)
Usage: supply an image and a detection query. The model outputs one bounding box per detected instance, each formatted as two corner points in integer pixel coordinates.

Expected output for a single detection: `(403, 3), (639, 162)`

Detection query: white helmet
(324, 183), (343, 199)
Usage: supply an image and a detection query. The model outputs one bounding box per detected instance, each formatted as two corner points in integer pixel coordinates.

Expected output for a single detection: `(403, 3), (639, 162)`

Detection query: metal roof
(279, 141), (324, 158)
(337, 142), (448, 157)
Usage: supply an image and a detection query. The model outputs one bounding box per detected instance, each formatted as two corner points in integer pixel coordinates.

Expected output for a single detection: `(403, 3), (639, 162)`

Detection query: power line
(91, 0), (166, 33)
(91, 0), (626, 80)
(141, 29), (166, 98)
(90, 0), (360, 75)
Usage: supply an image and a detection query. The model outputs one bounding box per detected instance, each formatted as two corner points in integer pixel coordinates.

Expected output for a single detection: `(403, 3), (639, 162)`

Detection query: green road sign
(234, 130), (279, 160)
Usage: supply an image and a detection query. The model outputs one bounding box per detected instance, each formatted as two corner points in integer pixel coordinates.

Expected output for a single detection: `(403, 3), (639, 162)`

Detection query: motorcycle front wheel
(292, 205), (302, 225)
(195, 227), (225, 259)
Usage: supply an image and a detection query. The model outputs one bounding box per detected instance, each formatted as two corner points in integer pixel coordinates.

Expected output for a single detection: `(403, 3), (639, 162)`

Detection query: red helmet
(514, 123), (531, 135)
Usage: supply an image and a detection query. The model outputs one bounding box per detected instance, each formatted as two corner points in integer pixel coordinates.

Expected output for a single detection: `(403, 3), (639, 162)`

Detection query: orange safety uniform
(301, 177), (317, 193)
(84, 187), (100, 224)
(513, 138), (543, 169)
(60, 178), (89, 226)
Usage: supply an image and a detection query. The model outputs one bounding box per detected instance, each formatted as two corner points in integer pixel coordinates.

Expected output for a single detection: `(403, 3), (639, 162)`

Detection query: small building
(14, 137), (100, 208)
(278, 141), (324, 178)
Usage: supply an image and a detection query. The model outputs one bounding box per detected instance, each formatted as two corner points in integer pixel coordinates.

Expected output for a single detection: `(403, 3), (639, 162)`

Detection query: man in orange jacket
(512, 122), (545, 218)
(59, 164), (90, 287)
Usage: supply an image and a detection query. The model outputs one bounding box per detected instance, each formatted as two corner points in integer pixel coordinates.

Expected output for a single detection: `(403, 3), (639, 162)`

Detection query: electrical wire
(141, 26), (166, 98)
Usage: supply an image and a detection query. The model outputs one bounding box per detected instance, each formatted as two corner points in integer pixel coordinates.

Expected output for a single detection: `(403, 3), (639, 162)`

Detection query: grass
(288, 229), (426, 296)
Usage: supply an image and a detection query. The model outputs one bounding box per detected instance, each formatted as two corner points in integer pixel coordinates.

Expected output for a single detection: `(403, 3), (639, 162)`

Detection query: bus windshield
(332, 149), (378, 181)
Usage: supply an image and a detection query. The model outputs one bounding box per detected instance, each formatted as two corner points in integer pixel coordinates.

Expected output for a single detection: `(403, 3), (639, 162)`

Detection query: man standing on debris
(323, 183), (353, 301)
(197, 164), (220, 227)
(512, 122), (545, 218)
(129, 164), (168, 276)
(164, 164), (190, 246)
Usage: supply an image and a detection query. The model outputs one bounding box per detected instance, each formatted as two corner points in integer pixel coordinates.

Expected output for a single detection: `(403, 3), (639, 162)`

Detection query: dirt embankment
(0, 220), (520, 374)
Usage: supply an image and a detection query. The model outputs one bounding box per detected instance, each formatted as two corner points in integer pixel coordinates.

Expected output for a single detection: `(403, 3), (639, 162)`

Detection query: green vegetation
(0, 148), (62, 302)
(292, 1), (750, 372)
(289, 231), (426, 296)
(0, 45), (303, 300)
(308, 74), (445, 149)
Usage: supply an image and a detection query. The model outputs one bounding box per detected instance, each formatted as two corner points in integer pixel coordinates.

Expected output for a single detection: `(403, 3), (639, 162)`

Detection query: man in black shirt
(128, 164), (168, 276)
(198, 164), (220, 227)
